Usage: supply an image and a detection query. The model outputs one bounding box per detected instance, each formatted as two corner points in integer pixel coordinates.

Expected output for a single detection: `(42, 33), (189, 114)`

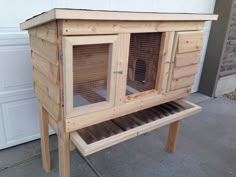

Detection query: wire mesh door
(63, 35), (118, 118)
(126, 33), (162, 99)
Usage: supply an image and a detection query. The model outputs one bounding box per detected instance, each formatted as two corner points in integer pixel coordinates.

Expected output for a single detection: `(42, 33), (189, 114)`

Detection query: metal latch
(113, 70), (123, 74)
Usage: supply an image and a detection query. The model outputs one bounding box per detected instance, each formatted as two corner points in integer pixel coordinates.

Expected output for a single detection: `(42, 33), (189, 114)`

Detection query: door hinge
(61, 92), (64, 102)
(60, 54), (63, 65)
(113, 70), (123, 74)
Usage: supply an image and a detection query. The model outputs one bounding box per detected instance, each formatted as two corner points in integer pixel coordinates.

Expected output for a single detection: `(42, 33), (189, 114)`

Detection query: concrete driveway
(0, 95), (235, 177)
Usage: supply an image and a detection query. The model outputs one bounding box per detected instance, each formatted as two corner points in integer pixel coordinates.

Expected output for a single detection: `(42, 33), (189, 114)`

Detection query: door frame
(62, 35), (119, 118)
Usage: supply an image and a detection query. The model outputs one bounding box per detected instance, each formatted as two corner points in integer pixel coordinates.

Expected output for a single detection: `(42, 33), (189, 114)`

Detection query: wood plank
(65, 87), (192, 132)
(30, 36), (58, 65)
(73, 67), (107, 83)
(38, 103), (51, 173)
(29, 21), (57, 43)
(57, 9), (217, 21)
(177, 31), (203, 53)
(103, 121), (123, 134)
(167, 32), (179, 92)
(20, 9), (218, 30)
(35, 84), (60, 120)
(62, 20), (205, 35)
(126, 90), (157, 102)
(175, 51), (201, 67)
(78, 129), (97, 144)
(32, 52), (59, 84)
(32, 69), (60, 104)
(115, 34), (130, 105)
(48, 114), (58, 135)
(173, 64), (198, 79)
(171, 75), (195, 90)
(166, 120), (181, 153)
(158, 32), (175, 93)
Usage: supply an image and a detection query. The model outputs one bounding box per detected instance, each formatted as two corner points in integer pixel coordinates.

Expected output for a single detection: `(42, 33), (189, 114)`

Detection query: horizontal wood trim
(173, 64), (198, 79)
(177, 31), (203, 53)
(65, 87), (192, 132)
(171, 75), (195, 90)
(32, 52), (59, 84)
(34, 84), (60, 120)
(175, 51), (201, 67)
(32, 68), (60, 104)
(62, 20), (205, 35)
(30, 36), (58, 65)
(20, 9), (218, 30)
(29, 21), (57, 43)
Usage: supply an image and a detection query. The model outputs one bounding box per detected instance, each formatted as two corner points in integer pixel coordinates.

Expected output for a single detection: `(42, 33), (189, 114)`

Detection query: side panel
(29, 21), (61, 121)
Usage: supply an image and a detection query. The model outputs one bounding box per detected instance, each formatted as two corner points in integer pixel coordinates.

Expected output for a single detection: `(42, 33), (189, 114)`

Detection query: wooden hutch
(20, 9), (218, 177)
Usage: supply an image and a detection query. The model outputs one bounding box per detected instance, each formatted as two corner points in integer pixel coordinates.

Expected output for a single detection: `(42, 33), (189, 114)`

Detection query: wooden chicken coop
(20, 9), (218, 177)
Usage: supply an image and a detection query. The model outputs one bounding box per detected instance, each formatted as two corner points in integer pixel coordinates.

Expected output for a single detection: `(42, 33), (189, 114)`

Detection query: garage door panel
(1, 98), (40, 147)
(0, 46), (32, 92)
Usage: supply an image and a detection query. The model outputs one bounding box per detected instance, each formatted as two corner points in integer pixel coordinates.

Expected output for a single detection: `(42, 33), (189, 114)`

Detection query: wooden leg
(39, 103), (51, 173)
(166, 120), (181, 153)
(70, 141), (76, 151)
(58, 130), (70, 177)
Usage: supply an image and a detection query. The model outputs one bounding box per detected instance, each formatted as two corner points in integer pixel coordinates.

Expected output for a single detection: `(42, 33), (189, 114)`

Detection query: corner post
(39, 102), (51, 173)
(166, 120), (181, 153)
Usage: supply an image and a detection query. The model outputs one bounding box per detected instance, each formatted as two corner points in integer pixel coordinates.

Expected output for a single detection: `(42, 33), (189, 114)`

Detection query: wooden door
(63, 35), (119, 118)
(117, 32), (176, 103)
(168, 31), (203, 92)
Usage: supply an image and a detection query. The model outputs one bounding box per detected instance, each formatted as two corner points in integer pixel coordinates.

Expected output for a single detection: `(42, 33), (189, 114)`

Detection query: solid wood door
(168, 31), (203, 92)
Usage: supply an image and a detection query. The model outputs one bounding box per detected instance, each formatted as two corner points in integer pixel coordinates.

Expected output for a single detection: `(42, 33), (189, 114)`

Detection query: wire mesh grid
(126, 33), (162, 95)
(73, 44), (109, 107)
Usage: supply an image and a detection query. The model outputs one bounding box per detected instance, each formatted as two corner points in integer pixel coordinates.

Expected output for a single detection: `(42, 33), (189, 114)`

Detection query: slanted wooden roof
(20, 8), (218, 30)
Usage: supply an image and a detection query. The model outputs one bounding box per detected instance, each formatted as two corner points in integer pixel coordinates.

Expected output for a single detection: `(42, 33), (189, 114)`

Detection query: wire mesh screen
(126, 33), (162, 96)
(73, 44), (109, 107)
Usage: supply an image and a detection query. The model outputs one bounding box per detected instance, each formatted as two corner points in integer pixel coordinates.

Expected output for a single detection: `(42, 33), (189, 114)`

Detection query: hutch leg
(38, 103), (51, 173)
(58, 131), (70, 177)
(70, 141), (76, 151)
(166, 120), (181, 153)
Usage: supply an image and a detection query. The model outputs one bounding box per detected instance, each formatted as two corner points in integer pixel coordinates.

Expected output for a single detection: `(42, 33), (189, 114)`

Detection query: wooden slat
(57, 9), (218, 21)
(35, 84), (60, 120)
(166, 32), (179, 92)
(173, 64), (198, 79)
(103, 121), (123, 134)
(32, 52), (59, 84)
(78, 129), (97, 144)
(32, 69), (60, 104)
(158, 32), (175, 93)
(177, 31), (203, 53)
(175, 51), (201, 67)
(29, 21), (57, 43)
(171, 75), (195, 90)
(62, 20), (205, 35)
(30, 36), (58, 65)
(20, 9), (218, 30)
(115, 34), (131, 105)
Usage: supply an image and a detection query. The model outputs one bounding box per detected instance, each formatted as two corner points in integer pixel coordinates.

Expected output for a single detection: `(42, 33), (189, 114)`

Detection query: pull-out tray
(71, 99), (201, 156)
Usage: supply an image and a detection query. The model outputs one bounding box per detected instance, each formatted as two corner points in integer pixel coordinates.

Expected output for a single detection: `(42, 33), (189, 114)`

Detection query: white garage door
(0, 0), (215, 149)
